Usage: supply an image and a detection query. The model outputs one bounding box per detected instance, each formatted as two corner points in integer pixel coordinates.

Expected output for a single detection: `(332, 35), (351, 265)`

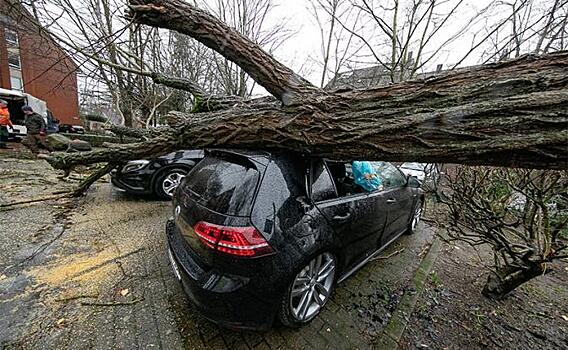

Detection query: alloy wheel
(290, 252), (336, 322)
(411, 203), (422, 231)
(162, 172), (186, 197)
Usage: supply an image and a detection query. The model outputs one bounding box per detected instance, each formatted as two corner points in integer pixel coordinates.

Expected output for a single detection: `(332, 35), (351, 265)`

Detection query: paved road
(0, 158), (435, 349)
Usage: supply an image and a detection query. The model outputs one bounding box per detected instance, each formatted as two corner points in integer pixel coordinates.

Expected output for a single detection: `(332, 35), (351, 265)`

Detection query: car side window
(326, 160), (361, 197)
(311, 160), (337, 202)
(371, 162), (407, 189)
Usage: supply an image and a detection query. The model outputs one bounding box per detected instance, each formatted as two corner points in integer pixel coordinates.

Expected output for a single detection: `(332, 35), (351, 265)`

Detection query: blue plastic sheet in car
(352, 161), (383, 192)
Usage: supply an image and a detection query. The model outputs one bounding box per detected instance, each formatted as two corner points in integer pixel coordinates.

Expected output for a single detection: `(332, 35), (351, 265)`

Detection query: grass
(430, 270), (443, 288)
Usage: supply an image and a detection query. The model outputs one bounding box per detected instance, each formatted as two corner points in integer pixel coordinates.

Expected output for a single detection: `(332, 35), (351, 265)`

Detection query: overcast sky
(262, 0), (530, 87)
(63, 0), (553, 101)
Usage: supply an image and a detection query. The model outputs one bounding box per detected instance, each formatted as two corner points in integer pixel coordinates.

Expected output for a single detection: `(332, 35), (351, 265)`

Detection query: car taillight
(193, 221), (274, 257)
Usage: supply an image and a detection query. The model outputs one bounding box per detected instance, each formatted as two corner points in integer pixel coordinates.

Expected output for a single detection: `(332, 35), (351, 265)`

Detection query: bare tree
(20, 0), (282, 126)
(326, 0), (489, 84)
(439, 167), (568, 298)
(480, 0), (568, 63)
(199, 0), (293, 97)
(308, 0), (365, 87)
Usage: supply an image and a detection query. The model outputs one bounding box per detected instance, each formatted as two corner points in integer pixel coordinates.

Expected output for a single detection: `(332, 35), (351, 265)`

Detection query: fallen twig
(420, 217), (440, 225)
(55, 294), (99, 303)
(0, 194), (68, 209)
(0, 163), (117, 210)
(418, 243), (432, 258)
(371, 248), (405, 261)
(80, 298), (144, 306)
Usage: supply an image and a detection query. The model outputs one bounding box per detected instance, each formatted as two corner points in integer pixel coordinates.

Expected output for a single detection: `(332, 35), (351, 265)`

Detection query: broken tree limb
(46, 52), (568, 171)
(128, 0), (320, 106)
(37, 0), (568, 177)
(46, 134), (179, 170)
(71, 162), (118, 197)
(0, 163), (118, 208)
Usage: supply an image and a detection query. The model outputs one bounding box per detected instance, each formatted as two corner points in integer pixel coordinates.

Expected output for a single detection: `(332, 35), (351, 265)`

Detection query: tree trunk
(42, 0), (568, 173)
(49, 51), (568, 171)
(482, 263), (546, 299)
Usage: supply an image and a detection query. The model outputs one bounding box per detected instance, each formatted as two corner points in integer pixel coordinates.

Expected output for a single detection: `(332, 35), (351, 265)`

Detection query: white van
(0, 88), (48, 139)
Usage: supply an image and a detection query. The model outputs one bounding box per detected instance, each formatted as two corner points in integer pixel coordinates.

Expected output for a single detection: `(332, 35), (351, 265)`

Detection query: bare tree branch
(128, 0), (320, 105)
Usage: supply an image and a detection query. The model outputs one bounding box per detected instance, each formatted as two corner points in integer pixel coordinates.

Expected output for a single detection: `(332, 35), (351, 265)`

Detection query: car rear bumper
(166, 219), (278, 330)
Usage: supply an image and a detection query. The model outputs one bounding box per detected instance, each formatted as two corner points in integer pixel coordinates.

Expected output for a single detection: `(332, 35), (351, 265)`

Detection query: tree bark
(47, 51), (568, 171)
(41, 0), (568, 173)
(482, 263), (546, 299)
(47, 135), (179, 171)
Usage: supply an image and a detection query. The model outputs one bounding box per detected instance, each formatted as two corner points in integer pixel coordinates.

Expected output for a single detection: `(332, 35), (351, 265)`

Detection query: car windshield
(400, 162), (424, 171)
(184, 155), (260, 216)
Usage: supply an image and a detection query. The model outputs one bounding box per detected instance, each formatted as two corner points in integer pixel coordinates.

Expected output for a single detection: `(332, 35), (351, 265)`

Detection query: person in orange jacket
(0, 99), (14, 148)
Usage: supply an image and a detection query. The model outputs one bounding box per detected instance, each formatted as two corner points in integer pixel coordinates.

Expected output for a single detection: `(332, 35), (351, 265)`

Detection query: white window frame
(10, 76), (23, 91)
(5, 29), (18, 46)
(7, 52), (21, 69)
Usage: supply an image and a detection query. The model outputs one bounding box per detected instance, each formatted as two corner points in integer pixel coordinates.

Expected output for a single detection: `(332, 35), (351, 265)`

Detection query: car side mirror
(296, 196), (313, 213)
(407, 175), (421, 188)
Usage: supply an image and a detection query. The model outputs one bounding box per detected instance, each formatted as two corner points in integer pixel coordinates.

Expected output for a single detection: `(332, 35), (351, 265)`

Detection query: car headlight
(122, 160), (150, 173)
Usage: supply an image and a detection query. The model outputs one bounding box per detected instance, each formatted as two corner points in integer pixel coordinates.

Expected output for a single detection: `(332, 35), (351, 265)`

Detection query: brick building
(0, 0), (80, 125)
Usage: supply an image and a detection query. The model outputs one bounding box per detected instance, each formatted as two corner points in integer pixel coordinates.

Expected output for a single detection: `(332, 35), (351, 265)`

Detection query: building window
(10, 76), (23, 91)
(8, 52), (21, 69)
(5, 29), (18, 46)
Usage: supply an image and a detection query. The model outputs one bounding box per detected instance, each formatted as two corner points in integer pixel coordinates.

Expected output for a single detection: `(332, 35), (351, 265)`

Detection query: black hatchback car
(111, 150), (204, 199)
(167, 149), (423, 330)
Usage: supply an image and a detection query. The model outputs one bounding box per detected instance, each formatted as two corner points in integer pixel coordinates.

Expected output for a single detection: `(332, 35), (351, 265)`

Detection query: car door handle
(386, 198), (397, 203)
(333, 212), (351, 222)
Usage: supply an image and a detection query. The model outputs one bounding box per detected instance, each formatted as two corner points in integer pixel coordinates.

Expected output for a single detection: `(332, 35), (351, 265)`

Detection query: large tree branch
(47, 134), (179, 170)
(34, 0), (567, 175)
(46, 52), (568, 171)
(127, 0), (319, 105)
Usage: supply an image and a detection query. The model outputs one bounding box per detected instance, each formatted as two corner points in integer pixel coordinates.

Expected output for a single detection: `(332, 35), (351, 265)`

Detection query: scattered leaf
(119, 288), (129, 297)
(56, 318), (67, 328)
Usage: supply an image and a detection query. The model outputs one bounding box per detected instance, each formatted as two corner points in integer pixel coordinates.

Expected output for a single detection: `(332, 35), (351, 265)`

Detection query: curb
(374, 235), (443, 350)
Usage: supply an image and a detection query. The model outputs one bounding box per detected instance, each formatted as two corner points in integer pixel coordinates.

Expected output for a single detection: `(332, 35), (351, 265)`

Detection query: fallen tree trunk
(47, 52), (568, 170)
(39, 0), (568, 173)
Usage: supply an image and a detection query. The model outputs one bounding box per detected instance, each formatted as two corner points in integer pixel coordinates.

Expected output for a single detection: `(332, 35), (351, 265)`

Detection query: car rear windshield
(184, 154), (260, 216)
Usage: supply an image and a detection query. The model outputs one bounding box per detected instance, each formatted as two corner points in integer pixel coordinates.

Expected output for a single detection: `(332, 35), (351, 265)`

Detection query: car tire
(278, 252), (337, 328)
(154, 167), (189, 200)
(406, 198), (423, 235)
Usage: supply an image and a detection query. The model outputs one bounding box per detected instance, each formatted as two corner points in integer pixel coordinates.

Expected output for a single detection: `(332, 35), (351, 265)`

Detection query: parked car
(59, 124), (85, 134)
(398, 162), (441, 189)
(167, 150), (424, 330)
(111, 150), (204, 199)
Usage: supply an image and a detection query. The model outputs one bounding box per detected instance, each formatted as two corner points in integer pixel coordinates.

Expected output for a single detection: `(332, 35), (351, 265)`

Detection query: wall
(0, 26), (10, 89)
(0, 0), (80, 125)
